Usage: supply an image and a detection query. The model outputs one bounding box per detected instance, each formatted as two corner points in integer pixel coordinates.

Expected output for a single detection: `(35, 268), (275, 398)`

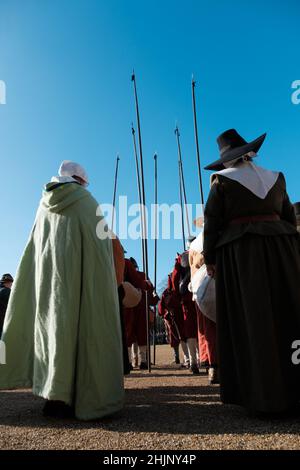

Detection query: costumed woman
(203, 129), (300, 415)
(0, 161), (124, 420)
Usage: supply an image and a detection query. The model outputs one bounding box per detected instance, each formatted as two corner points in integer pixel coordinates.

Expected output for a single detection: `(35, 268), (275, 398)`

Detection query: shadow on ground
(1, 383), (299, 437)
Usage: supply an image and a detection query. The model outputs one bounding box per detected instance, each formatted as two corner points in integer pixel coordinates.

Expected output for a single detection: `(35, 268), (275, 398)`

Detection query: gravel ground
(0, 345), (300, 450)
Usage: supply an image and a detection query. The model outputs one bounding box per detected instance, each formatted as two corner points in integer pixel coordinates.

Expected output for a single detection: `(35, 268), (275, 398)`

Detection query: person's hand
(206, 264), (216, 278)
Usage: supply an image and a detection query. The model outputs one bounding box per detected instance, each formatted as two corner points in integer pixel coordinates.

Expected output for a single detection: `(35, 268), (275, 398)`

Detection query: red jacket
(124, 259), (151, 291)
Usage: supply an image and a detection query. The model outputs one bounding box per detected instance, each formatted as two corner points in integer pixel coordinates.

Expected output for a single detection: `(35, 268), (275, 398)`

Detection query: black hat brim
(204, 133), (266, 171)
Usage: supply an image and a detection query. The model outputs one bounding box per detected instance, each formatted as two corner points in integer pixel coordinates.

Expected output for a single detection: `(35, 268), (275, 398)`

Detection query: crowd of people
(159, 235), (218, 384)
(1, 128), (300, 420)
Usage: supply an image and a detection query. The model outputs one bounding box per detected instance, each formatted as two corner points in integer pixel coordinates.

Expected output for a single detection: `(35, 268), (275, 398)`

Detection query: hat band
(220, 145), (231, 156)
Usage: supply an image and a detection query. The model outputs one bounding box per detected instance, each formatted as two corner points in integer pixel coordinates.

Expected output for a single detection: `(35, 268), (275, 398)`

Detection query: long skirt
(196, 305), (217, 366)
(216, 233), (300, 413)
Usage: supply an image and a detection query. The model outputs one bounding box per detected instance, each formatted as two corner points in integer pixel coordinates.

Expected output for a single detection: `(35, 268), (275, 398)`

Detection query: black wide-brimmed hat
(0, 273), (13, 284)
(204, 129), (267, 171)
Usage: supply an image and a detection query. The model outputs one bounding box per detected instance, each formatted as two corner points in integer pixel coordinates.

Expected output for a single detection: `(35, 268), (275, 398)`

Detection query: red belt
(229, 214), (280, 225)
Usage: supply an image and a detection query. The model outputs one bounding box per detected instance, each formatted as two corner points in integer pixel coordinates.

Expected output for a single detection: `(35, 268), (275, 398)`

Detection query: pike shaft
(178, 156), (186, 252)
(192, 79), (205, 206)
(131, 72), (151, 373)
(131, 125), (145, 269)
(111, 156), (120, 232)
(175, 126), (191, 239)
(153, 153), (158, 365)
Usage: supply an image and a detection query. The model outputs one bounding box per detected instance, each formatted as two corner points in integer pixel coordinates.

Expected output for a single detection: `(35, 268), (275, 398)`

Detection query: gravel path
(0, 345), (299, 450)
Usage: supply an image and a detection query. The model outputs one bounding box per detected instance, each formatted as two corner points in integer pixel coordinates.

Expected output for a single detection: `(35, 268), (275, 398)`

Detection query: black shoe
(43, 400), (74, 419)
(175, 357), (180, 364)
(190, 364), (200, 375)
(139, 362), (148, 370)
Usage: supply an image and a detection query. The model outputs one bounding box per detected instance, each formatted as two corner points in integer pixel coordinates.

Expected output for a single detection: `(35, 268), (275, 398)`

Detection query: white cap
(189, 231), (204, 253)
(58, 160), (89, 185)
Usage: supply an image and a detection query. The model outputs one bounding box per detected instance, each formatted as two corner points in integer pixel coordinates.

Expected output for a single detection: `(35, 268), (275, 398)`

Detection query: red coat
(124, 259), (151, 290)
(171, 254), (197, 340)
(123, 265), (158, 347)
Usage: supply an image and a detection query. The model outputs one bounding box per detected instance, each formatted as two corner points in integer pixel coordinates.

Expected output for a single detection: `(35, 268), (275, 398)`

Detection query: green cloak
(0, 181), (124, 420)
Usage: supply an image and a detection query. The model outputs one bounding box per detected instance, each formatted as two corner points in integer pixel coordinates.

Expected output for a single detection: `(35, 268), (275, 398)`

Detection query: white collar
(212, 161), (279, 199)
(50, 176), (77, 184)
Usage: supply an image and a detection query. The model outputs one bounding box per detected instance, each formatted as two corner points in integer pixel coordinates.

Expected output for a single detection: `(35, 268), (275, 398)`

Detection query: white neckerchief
(212, 161), (279, 199)
(189, 231), (204, 253)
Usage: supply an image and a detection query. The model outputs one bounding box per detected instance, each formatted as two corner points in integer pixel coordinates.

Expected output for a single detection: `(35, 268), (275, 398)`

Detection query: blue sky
(0, 0), (299, 287)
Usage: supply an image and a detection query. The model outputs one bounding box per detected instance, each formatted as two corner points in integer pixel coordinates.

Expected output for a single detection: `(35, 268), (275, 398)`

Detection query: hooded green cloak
(0, 182), (124, 420)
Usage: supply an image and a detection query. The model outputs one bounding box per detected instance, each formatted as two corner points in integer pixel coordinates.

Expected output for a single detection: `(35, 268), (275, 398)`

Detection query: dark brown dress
(204, 172), (300, 413)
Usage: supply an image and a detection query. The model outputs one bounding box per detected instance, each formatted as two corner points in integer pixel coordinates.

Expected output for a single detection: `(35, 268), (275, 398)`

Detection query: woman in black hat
(0, 274), (14, 336)
(203, 129), (300, 415)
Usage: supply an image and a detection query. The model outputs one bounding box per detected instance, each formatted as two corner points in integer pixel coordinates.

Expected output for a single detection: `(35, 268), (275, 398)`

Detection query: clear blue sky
(0, 0), (299, 287)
